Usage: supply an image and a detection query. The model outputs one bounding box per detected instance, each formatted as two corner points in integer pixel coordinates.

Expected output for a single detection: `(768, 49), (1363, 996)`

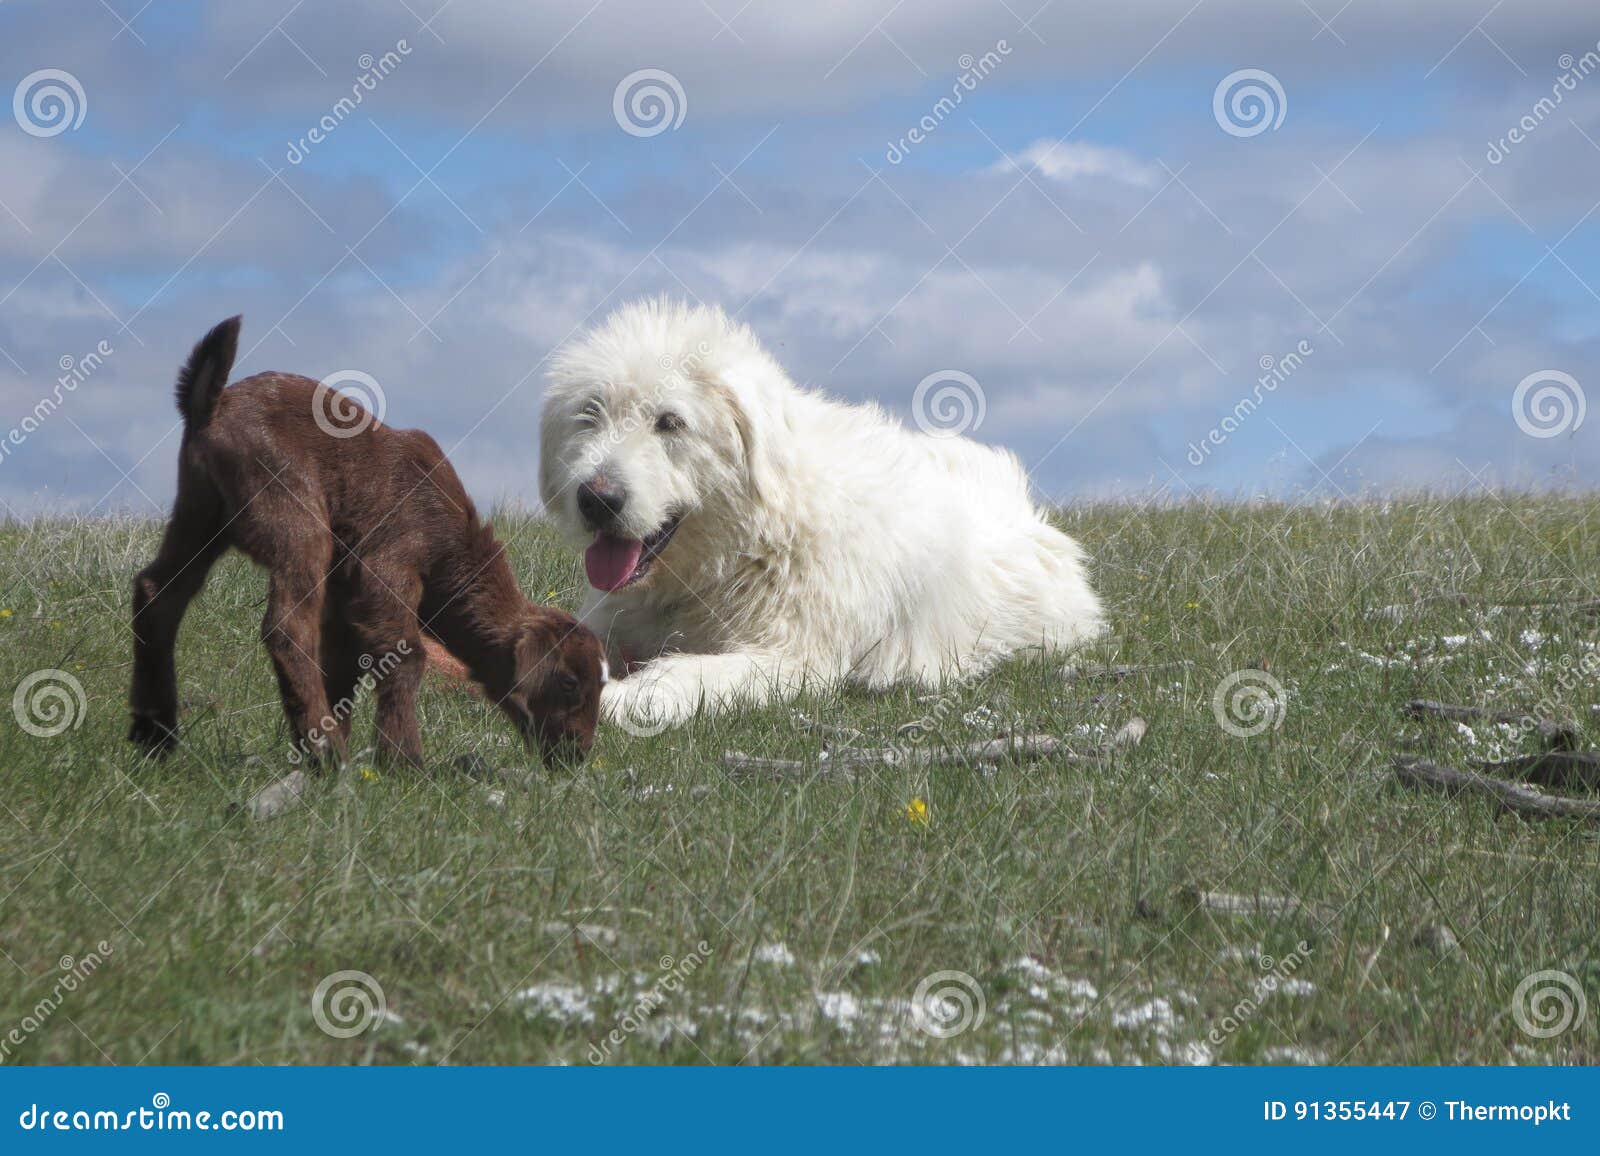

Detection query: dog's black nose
(577, 479), (627, 529)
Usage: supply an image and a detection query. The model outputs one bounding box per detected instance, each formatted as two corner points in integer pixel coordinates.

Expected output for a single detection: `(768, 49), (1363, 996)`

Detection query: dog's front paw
(127, 713), (178, 755)
(601, 677), (691, 737)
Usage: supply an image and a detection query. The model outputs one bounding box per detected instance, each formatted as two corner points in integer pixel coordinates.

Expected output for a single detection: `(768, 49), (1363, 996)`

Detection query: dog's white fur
(540, 299), (1105, 730)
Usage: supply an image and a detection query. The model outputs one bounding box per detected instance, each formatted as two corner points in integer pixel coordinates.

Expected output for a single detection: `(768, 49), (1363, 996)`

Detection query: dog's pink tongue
(585, 534), (644, 591)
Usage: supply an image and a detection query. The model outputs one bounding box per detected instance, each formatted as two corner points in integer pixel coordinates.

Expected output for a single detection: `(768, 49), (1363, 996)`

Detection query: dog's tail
(174, 316), (241, 431)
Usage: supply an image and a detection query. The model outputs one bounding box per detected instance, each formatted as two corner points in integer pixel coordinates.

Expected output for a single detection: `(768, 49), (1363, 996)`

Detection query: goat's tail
(174, 316), (241, 431)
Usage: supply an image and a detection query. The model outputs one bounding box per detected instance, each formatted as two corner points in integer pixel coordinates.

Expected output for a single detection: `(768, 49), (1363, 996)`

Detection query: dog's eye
(556, 671), (580, 703)
(577, 398), (603, 424)
(655, 411), (686, 434)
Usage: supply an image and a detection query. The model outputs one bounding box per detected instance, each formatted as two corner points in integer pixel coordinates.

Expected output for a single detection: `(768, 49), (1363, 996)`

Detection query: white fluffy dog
(539, 299), (1105, 731)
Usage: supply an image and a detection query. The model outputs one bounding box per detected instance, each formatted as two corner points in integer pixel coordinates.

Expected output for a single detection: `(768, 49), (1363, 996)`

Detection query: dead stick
(1060, 662), (1192, 684)
(726, 717), (1146, 781)
(1405, 699), (1577, 747)
(1405, 700), (1533, 726)
(1374, 594), (1600, 620)
(1392, 757), (1600, 823)
(1472, 752), (1600, 791)
(1180, 886), (1329, 921)
(792, 713), (864, 745)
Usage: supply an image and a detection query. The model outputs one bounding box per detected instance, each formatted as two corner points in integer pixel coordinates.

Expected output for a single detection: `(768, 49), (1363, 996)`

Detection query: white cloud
(3, 1), (1599, 508)
(990, 140), (1159, 188)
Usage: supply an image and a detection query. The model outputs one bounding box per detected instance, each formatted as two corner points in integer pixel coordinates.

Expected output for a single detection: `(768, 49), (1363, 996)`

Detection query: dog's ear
(710, 382), (780, 505)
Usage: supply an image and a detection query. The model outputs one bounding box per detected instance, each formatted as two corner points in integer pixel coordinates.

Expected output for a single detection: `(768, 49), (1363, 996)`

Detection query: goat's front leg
(602, 649), (804, 733)
(345, 572), (426, 770)
(368, 638), (425, 769)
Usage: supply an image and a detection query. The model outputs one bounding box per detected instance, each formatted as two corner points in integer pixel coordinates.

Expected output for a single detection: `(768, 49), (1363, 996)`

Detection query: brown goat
(128, 316), (605, 768)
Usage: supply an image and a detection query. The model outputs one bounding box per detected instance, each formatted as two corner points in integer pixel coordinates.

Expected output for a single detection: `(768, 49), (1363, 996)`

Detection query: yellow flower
(0, 608), (12, 618)
(545, 589), (559, 602)
(904, 797), (930, 825)
(359, 767), (379, 783)
(1185, 601), (1200, 609)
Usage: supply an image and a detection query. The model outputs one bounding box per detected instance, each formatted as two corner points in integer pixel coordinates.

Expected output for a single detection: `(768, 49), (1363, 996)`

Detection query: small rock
(452, 753), (492, 779)
(243, 771), (308, 822)
(1413, 923), (1461, 956)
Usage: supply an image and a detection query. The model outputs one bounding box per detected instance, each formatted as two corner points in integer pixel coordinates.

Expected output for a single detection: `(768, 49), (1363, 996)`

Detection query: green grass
(2, 495), (1598, 1065)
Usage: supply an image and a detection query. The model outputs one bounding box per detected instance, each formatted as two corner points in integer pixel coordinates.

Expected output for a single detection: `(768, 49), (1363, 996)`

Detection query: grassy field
(1, 495), (1597, 1066)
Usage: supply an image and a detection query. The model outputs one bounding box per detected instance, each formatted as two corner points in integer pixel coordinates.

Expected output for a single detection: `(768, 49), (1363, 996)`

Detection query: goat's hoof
(127, 714), (178, 755)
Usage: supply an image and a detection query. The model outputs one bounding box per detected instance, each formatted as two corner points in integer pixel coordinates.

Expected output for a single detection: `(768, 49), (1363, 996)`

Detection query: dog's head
(495, 609), (606, 765)
(539, 299), (782, 593)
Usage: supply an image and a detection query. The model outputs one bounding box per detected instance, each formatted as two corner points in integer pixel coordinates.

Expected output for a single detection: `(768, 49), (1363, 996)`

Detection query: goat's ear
(512, 617), (561, 687)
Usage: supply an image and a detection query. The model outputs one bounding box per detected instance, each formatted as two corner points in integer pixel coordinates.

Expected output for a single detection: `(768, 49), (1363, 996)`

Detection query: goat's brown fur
(129, 316), (604, 768)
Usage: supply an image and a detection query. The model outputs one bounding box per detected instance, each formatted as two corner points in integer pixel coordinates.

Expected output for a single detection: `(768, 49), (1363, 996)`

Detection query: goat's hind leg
(129, 493), (226, 755)
(318, 609), (364, 752)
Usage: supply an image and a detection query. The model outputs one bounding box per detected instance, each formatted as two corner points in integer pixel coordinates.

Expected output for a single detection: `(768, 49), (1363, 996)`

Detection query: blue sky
(0, 0), (1596, 513)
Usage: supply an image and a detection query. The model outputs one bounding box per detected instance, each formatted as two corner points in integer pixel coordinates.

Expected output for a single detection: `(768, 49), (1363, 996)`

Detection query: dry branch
(725, 716), (1146, 782)
(1405, 699), (1578, 748)
(1371, 593), (1600, 623)
(1472, 751), (1600, 792)
(791, 713), (864, 745)
(1392, 757), (1600, 823)
(1179, 886), (1329, 921)
(1059, 661), (1192, 684)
